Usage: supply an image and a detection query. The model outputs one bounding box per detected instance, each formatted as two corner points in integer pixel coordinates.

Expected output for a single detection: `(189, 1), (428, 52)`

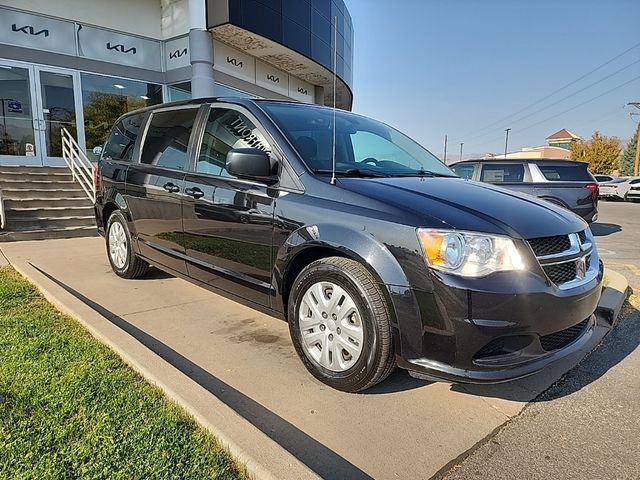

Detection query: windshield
(259, 102), (454, 177)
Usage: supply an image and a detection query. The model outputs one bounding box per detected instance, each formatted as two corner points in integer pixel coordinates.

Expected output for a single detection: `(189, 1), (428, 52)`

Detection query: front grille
(528, 235), (570, 257)
(540, 319), (590, 351)
(543, 262), (577, 284)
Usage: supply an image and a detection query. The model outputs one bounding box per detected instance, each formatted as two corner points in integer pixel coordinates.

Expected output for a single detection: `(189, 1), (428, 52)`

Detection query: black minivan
(95, 98), (603, 392)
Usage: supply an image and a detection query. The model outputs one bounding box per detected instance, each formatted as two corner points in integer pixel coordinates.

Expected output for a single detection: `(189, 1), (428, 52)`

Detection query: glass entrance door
(0, 60), (83, 166)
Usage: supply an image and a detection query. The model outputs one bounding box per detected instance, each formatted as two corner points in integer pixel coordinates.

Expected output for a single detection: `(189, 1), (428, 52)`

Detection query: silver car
(599, 177), (640, 201)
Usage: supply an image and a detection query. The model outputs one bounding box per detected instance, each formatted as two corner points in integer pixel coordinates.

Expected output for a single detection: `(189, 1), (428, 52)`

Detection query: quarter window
(480, 164), (525, 183)
(140, 108), (198, 170)
(102, 113), (145, 162)
(452, 164), (476, 179)
(196, 108), (271, 177)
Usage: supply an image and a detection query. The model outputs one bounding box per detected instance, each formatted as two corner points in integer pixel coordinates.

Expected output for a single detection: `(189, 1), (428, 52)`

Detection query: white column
(188, 0), (215, 98)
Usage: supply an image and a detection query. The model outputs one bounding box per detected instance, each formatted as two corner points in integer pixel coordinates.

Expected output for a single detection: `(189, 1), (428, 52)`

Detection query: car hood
(336, 176), (587, 239)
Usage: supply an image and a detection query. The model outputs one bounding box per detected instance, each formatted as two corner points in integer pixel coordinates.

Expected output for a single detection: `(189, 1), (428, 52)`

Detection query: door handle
(163, 182), (180, 193)
(185, 187), (205, 199)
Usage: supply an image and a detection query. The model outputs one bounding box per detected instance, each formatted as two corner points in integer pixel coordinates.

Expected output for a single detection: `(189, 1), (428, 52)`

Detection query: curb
(596, 268), (630, 326)
(4, 258), (317, 480)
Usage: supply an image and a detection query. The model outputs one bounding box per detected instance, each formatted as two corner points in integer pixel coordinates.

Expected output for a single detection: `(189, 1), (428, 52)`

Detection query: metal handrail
(61, 128), (96, 203)
(0, 188), (5, 230)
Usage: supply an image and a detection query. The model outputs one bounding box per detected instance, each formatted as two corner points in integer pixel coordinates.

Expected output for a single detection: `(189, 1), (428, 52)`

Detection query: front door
(0, 59), (83, 166)
(182, 105), (276, 307)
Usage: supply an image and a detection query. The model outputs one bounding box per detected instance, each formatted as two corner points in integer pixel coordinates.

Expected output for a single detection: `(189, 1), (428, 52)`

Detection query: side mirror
(226, 148), (278, 184)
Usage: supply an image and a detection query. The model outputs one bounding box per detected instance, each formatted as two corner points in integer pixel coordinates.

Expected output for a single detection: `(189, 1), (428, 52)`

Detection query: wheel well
(102, 202), (119, 229)
(282, 247), (347, 319)
(281, 246), (391, 322)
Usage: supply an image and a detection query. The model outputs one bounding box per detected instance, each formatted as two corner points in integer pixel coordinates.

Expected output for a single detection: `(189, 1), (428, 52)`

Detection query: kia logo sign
(226, 56), (243, 68)
(107, 42), (137, 55)
(297, 87), (309, 95)
(266, 74), (280, 84)
(11, 24), (49, 37)
(169, 48), (187, 59)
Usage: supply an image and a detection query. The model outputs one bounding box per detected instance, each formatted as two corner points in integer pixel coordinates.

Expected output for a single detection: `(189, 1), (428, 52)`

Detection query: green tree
(570, 131), (621, 174)
(619, 125), (638, 176)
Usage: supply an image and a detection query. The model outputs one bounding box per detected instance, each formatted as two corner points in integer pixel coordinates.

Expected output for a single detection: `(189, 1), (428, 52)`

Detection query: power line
(513, 74), (640, 135)
(453, 40), (640, 141)
(469, 77), (640, 153)
(463, 58), (640, 143)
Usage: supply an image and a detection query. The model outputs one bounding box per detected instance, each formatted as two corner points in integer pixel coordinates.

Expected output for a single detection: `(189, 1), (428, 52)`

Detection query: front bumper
(392, 259), (604, 384)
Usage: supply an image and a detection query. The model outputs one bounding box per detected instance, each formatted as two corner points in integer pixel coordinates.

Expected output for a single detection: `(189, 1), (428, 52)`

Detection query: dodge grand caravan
(95, 98), (603, 392)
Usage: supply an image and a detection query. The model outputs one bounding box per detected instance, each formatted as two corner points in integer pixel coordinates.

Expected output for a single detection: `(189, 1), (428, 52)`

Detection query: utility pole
(459, 142), (464, 162)
(504, 128), (511, 159)
(629, 103), (640, 175)
(443, 134), (448, 164)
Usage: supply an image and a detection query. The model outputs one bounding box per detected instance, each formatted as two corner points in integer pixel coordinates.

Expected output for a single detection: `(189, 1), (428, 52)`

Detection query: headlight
(417, 229), (525, 278)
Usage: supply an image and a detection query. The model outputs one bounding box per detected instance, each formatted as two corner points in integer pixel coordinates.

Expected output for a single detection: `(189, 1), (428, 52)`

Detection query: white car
(626, 182), (640, 202)
(599, 177), (640, 201)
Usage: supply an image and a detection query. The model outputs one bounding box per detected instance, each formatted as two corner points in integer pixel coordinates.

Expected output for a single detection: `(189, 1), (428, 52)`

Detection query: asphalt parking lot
(592, 200), (640, 289)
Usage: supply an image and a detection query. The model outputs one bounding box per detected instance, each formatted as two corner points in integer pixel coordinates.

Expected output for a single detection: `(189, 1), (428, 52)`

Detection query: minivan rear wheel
(106, 210), (149, 279)
(288, 257), (396, 392)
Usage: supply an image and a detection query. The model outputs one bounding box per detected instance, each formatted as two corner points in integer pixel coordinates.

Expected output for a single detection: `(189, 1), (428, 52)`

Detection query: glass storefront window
(0, 65), (36, 157)
(80, 73), (161, 158)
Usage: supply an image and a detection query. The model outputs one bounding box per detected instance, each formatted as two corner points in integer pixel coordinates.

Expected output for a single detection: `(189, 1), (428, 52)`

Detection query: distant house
(545, 129), (581, 150)
(487, 128), (580, 159)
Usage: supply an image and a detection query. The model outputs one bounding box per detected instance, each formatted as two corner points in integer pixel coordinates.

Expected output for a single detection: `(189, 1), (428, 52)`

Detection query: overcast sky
(344, 0), (640, 159)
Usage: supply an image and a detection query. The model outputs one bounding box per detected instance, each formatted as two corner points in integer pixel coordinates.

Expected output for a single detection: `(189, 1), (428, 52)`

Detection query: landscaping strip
(0, 266), (246, 480)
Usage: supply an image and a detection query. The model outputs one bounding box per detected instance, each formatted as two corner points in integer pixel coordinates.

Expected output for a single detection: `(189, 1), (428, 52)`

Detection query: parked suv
(450, 159), (599, 222)
(95, 99), (603, 392)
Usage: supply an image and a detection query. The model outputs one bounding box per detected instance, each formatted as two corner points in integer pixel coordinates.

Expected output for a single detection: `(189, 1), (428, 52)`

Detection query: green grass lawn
(0, 266), (246, 480)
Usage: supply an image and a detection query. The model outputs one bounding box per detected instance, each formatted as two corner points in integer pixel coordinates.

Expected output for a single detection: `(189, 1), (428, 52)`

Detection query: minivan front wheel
(289, 257), (396, 392)
(106, 210), (149, 279)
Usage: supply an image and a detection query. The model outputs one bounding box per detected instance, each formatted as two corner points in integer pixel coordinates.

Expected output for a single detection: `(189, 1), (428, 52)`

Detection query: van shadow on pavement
(591, 222), (622, 236)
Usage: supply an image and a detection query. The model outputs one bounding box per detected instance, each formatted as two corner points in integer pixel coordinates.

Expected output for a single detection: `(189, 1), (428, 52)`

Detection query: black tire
(288, 256), (396, 392)
(105, 210), (149, 279)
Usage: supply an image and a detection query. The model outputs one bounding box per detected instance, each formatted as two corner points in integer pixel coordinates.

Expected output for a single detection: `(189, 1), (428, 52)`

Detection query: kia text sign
(256, 61), (288, 96)
(77, 25), (161, 71)
(0, 7), (76, 55)
(165, 36), (189, 70)
(213, 41), (255, 83)
(288, 76), (315, 103)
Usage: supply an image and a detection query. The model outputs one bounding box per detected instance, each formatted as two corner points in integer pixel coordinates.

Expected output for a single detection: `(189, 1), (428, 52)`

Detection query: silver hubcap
(298, 281), (364, 372)
(108, 221), (127, 269)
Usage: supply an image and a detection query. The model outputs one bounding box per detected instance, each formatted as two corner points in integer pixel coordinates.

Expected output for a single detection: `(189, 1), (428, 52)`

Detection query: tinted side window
(140, 108), (199, 170)
(630, 179), (640, 185)
(196, 108), (271, 176)
(102, 113), (144, 161)
(480, 164), (524, 183)
(538, 164), (592, 181)
(452, 164), (476, 179)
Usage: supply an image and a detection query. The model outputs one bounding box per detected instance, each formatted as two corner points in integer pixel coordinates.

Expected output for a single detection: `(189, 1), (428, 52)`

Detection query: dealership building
(0, 0), (354, 166)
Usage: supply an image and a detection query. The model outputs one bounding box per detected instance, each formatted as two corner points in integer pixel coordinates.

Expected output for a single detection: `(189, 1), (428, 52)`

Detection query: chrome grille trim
(527, 230), (599, 289)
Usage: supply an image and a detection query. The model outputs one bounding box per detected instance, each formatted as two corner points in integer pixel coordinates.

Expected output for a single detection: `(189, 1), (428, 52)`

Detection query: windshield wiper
(312, 168), (391, 178)
(389, 170), (456, 178)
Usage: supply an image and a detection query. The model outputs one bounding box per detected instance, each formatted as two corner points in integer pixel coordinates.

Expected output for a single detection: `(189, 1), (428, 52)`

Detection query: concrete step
(0, 166), (72, 175)
(1, 187), (86, 199)
(7, 216), (96, 229)
(0, 178), (79, 187)
(0, 225), (98, 242)
(0, 171), (74, 182)
(4, 197), (93, 209)
(6, 206), (95, 219)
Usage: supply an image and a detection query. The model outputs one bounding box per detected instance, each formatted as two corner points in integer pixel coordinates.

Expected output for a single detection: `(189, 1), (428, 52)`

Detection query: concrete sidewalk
(0, 237), (623, 480)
